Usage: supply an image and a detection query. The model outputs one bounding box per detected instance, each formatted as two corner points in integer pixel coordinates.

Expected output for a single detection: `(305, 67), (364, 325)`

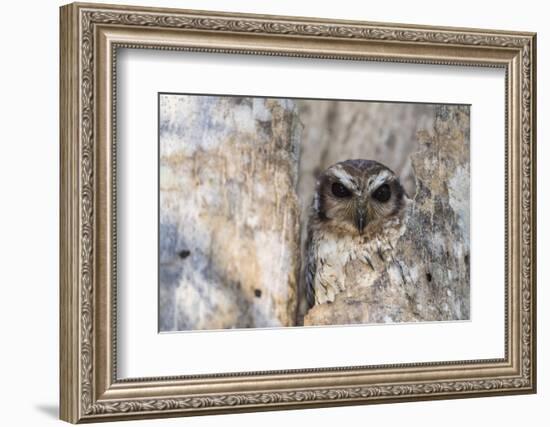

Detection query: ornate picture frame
(60, 2), (536, 423)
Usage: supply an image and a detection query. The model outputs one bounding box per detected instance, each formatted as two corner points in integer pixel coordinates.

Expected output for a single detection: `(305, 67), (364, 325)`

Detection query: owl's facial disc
(315, 160), (407, 236)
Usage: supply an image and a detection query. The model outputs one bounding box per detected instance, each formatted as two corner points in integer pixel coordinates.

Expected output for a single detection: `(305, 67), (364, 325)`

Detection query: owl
(305, 159), (411, 308)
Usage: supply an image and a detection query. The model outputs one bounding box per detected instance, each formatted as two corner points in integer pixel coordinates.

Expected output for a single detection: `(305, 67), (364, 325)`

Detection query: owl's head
(313, 159), (409, 235)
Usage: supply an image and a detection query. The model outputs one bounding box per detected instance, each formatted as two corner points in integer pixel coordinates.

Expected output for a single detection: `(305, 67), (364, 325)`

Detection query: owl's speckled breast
(313, 214), (408, 305)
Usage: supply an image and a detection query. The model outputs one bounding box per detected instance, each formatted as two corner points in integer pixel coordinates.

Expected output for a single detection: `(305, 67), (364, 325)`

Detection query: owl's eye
(372, 183), (391, 202)
(331, 182), (352, 198)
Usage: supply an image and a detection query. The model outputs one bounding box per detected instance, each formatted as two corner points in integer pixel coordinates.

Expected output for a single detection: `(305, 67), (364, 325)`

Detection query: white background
(0, 0), (545, 426)
(118, 50), (504, 377)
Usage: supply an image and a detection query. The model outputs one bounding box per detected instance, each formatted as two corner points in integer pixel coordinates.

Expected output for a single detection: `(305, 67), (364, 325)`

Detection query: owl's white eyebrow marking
(331, 165), (358, 190)
(367, 170), (393, 191)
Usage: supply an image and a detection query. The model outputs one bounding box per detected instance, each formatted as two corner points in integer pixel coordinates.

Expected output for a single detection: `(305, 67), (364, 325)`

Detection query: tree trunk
(159, 95), (302, 331)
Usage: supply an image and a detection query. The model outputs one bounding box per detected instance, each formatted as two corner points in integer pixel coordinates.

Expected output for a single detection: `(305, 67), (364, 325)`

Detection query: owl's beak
(356, 211), (367, 234)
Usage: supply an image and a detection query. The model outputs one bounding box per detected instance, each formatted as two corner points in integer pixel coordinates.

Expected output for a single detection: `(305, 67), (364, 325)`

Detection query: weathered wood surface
(304, 105), (470, 325)
(159, 95), (302, 331)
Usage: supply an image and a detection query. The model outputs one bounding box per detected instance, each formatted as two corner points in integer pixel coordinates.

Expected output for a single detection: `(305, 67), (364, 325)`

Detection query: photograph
(55, 2), (536, 423)
(158, 94), (471, 332)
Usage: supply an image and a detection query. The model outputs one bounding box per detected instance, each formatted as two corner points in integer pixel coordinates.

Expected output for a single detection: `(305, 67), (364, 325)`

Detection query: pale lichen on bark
(304, 105), (470, 325)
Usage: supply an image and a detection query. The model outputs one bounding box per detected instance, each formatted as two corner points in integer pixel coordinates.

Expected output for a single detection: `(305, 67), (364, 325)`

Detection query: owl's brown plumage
(305, 159), (410, 308)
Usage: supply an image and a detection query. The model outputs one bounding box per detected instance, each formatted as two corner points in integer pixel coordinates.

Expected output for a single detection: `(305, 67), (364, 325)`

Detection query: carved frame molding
(60, 2), (536, 423)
